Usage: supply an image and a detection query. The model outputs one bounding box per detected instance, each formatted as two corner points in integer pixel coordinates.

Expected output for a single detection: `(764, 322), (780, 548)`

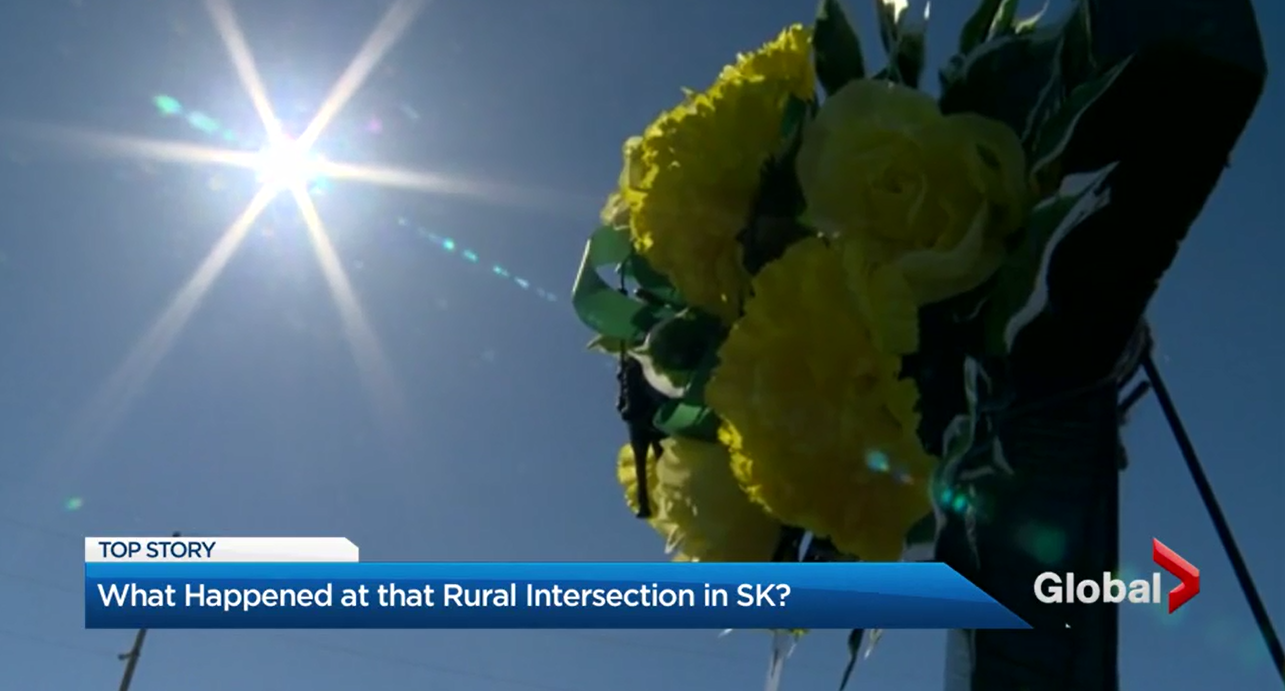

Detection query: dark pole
(927, 0), (1265, 683)
(116, 629), (148, 691)
(117, 531), (180, 691)
(1141, 354), (1284, 682)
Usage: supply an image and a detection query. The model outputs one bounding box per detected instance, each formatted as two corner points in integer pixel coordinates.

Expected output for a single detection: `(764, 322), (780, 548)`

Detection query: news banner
(83, 536), (1038, 630)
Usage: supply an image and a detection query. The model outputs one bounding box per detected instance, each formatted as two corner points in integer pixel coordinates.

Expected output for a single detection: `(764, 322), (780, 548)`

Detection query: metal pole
(1141, 355), (1285, 682)
(116, 629), (148, 691)
(116, 531), (180, 691)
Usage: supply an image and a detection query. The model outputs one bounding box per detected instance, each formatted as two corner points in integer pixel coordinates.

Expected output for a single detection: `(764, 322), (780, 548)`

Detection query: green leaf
(813, 0), (866, 96)
(941, 2), (1091, 146)
(652, 339), (724, 441)
(870, 1), (929, 87)
(681, 347), (720, 403)
(1013, 0), (1050, 34)
(901, 512), (937, 562)
(622, 253), (685, 307)
(1016, 1), (1100, 149)
(653, 400), (720, 442)
(889, 27), (927, 88)
(987, 0), (1020, 39)
(570, 225), (664, 342)
(958, 0), (1003, 54)
(929, 357), (994, 520)
(644, 308), (724, 374)
(630, 309), (724, 398)
(1028, 57), (1131, 182)
(932, 358), (1016, 523)
(941, 418), (975, 464)
(984, 163), (1120, 355)
(1018, 58), (1064, 148)
(586, 334), (629, 355)
(1057, 0), (1095, 89)
(765, 630), (798, 691)
(632, 350), (692, 399)
(871, 0), (899, 55)
(866, 630), (884, 656)
(740, 216), (813, 276)
(742, 96), (816, 274)
(937, 357), (987, 477)
(778, 95), (811, 148)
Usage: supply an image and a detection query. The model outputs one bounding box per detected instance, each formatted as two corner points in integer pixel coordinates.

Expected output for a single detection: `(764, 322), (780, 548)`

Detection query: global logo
(1033, 538), (1200, 613)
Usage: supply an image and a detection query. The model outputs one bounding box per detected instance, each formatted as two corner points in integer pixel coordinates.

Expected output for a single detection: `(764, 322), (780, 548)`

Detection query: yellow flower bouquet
(571, 0), (1140, 683)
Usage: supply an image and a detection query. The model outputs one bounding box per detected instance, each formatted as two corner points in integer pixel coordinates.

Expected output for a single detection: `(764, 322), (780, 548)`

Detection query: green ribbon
(984, 162), (1120, 355)
(570, 224), (663, 343)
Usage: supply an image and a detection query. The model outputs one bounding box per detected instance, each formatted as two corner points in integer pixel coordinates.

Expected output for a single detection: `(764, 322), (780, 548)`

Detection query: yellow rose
(624, 25), (814, 323)
(617, 438), (780, 562)
(796, 79), (1028, 347)
(706, 237), (934, 562)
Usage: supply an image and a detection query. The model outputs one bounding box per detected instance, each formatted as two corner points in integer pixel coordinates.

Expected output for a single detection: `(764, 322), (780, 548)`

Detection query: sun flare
(254, 134), (322, 189)
(46, 0), (430, 475)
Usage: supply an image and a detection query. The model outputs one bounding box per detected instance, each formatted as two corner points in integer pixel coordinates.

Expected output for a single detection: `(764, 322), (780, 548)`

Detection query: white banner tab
(84, 537), (360, 563)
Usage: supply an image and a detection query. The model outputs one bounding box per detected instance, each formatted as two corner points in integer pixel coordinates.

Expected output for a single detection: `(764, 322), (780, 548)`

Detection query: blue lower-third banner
(84, 562), (1030, 630)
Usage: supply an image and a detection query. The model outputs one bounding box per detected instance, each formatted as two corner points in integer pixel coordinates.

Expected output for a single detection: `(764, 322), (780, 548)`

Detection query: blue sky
(0, 0), (1280, 689)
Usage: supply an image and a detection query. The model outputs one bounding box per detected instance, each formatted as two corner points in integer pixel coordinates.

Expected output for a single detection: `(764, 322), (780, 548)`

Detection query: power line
(0, 627), (120, 659)
(0, 513), (81, 541)
(267, 634), (602, 691)
(0, 618), (598, 691)
(0, 567), (73, 595)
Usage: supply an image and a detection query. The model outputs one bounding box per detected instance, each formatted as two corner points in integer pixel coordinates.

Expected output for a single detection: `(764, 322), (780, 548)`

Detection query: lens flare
(151, 93), (560, 303)
(254, 134), (322, 189)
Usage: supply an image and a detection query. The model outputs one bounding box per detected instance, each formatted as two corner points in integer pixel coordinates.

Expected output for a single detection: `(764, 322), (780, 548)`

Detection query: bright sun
(254, 134), (320, 189)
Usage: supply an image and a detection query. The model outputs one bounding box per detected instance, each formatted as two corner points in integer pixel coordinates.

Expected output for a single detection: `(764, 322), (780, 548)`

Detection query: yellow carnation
(796, 79), (1028, 345)
(617, 438), (780, 562)
(705, 237), (934, 562)
(624, 25), (815, 323)
(599, 136), (644, 229)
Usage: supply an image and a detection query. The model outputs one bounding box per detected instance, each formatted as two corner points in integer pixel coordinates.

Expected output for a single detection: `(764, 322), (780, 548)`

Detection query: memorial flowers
(571, 0), (1134, 685)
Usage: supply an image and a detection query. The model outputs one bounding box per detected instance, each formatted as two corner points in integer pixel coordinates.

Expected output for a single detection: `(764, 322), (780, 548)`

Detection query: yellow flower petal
(796, 79), (1029, 308)
(624, 25), (815, 322)
(840, 236), (920, 355)
(706, 238), (934, 562)
(617, 439), (780, 562)
(599, 137), (646, 228)
(941, 113), (1029, 235)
